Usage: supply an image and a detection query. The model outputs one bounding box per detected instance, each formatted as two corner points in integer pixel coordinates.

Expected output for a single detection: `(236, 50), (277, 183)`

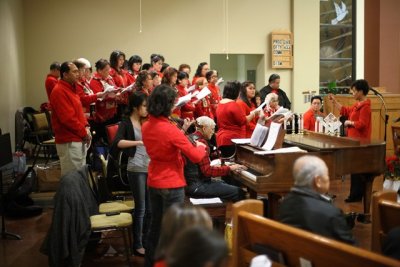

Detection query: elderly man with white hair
(183, 116), (246, 202)
(279, 155), (355, 244)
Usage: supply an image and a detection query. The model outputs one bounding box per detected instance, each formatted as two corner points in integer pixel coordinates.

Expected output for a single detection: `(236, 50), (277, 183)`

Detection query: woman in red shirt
(206, 70), (222, 119)
(127, 55), (142, 82)
(135, 70), (153, 96)
(161, 68), (180, 118)
(109, 50), (134, 117)
(176, 71), (196, 120)
(193, 77), (213, 120)
(89, 59), (118, 143)
(329, 79), (372, 202)
(216, 81), (258, 157)
(142, 84), (206, 267)
(192, 62), (209, 85)
(237, 81), (258, 138)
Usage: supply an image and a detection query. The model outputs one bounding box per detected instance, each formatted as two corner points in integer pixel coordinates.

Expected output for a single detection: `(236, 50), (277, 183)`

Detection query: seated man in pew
(279, 155), (355, 244)
(184, 116), (246, 202)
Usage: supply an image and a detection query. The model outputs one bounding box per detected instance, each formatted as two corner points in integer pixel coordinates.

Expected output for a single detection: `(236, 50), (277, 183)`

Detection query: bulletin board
(271, 31), (293, 69)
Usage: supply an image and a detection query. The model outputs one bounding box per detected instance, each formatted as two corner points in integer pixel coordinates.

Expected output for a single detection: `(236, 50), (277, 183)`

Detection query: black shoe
(344, 196), (362, 203)
(133, 249), (145, 257)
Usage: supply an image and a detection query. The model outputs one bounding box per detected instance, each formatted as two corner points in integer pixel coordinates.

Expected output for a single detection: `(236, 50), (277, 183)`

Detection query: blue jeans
(185, 179), (245, 202)
(127, 171), (151, 249)
(144, 187), (185, 267)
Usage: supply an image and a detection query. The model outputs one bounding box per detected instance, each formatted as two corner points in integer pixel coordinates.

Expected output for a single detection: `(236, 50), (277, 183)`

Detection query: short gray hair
(196, 116), (215, 128)
(292, 155), (327, 188)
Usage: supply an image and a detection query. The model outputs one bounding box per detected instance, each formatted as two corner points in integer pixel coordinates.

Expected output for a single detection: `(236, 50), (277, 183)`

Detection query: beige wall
(22, 0), (319, 112)
(0, 0), (25, 147)
(1, 0), (324, 149)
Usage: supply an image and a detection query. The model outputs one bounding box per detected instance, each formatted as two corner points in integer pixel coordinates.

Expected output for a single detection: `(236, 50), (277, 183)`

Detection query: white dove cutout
(331, 1), (348, 25)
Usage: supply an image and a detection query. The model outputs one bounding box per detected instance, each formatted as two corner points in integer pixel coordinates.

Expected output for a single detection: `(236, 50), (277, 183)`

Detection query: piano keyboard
(239, 170), (257, 181)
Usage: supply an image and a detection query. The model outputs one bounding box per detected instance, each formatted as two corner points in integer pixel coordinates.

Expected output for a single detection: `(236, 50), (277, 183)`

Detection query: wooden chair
(371, 190), (400, 253)
(232, 199), (399, 267)
(106, 123), (119, 145)
(392, 126), (400, 154)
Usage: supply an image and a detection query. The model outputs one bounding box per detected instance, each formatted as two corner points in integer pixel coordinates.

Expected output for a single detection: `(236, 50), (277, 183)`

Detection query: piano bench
(185, 197), (230, 232)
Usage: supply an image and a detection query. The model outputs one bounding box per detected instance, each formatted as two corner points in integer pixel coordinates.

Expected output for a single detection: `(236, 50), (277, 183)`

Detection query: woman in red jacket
(135, 70), (153, 96)
(206, 70), (222, 119)
(109, 50), (134, 117)
(216, 81), (258, 157)
(127, 55), (142, 82)
(176, 71), (196, 120)
(89, 59), (118, 143)
(329, 79), (372, 202)
(142, 84), (206, 267)
(192, 62), (209, 85)
(237, 81), (258, 138)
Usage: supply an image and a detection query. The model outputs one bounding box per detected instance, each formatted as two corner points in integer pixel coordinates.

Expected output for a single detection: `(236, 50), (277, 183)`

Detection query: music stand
(0, 133), (21, 240)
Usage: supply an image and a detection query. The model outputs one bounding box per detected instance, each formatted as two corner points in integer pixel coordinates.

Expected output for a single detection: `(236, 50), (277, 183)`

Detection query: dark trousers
(127, 171), (151, 249)
(185, 179), (245, 202)
(349, 173), (373, 199)
(144, 187), (185, 267)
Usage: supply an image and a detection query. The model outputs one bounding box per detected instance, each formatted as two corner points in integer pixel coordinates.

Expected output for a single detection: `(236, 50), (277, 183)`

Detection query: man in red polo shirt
(45, 62), (61, 100)
(50, 61), (91, 176)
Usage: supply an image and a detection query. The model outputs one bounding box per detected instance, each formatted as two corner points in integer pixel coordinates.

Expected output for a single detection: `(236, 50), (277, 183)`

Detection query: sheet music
(120, 84), (134, 94)
(254, 146), (307, 155)
(255, 101), (267, 112)
(190, 197), (222, 205)
(261, 122), (281, 150)
(174, 93), (192, 107)
(250, 123), (269, 147)
(186, 85), (197, 93)
(231, 138), (251, 144)
(266, 106), (290, 121)
(195, 87), (211, 101)
(210, 159), (221, 167)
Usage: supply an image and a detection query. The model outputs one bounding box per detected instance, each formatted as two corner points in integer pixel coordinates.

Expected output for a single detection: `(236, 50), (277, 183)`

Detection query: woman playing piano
(329, 79), (372, 202)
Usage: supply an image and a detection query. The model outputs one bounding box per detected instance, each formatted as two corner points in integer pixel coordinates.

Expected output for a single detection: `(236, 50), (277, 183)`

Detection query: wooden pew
(232, 199), (399, 267)
(371, 190), (400, 253)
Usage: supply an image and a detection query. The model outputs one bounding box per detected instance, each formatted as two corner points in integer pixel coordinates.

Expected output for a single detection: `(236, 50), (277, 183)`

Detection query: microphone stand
(374, 92), (389, 144)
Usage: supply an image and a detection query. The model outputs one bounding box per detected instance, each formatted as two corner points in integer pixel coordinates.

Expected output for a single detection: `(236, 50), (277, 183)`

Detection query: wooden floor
(0, 176), (384, 267)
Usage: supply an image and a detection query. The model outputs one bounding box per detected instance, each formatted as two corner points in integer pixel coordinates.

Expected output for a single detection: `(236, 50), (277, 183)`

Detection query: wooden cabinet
(323, 94), (400, 156)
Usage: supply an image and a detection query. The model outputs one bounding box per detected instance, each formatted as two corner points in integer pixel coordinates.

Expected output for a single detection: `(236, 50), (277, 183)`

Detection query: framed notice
(271, 31), (293, 69)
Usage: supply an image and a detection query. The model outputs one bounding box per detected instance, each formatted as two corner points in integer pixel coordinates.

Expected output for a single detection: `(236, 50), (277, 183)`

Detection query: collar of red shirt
(59, 79), (76, 93)
(355, 99), (371, 110)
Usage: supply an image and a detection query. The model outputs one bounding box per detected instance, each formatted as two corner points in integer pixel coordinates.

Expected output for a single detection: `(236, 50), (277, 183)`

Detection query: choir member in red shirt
(237, 81), (258, 138)
(178, 63), (191, 86)
(150, 70), (161, 88)
(89, 59), (118, 143)
(193, 77), (213, 120)
(50, 61), (91, 176)
(149, 55), (164, 78)
(329, 79), (372, 203)
(206, 70), (222, 119)
(216, 81), (258, 157)
(127, 55), (142, 82)
(303, 96), (325, 131)
(142, 84), (206, 267)
(176, 71), (196, 120)
(192, 62), (209, 85)
(45, 61), (61, 100)
(109, 50), (134, 117)
(73, 60), (104, 119)
(135, 70), (153, 96)
(162, 68), (180, 118)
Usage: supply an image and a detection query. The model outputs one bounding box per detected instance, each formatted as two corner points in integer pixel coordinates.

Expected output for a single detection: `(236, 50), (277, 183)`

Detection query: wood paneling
(324, 93), (400, 156)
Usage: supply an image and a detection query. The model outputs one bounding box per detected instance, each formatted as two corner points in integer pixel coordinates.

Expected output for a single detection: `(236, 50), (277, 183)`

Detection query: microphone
(369, 87), (382, 97)
(394, 117), (400, 123)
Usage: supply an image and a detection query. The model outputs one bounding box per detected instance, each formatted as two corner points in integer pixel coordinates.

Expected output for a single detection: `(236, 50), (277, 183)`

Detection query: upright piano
(231, 131), (386, 220)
